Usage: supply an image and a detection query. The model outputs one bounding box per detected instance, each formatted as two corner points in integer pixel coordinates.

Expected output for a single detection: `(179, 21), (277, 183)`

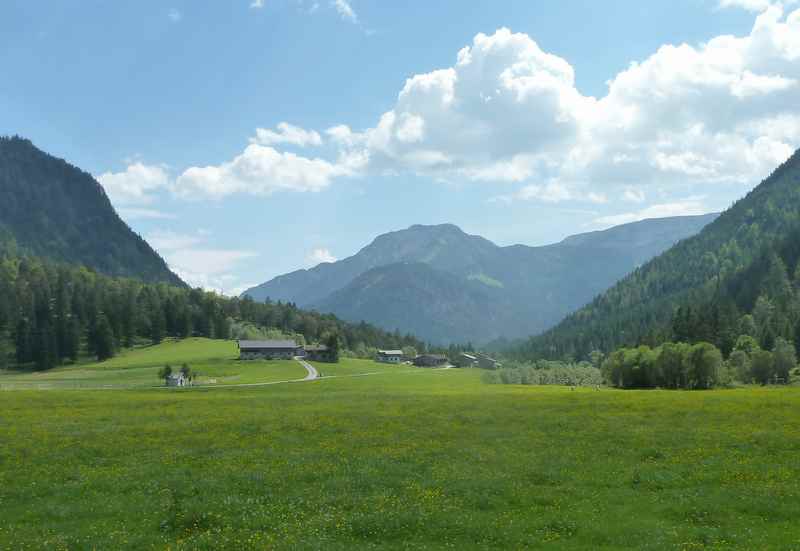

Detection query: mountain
(314, 262), (507, 345)
(515, 148), (800, 361)
(0, 136), (182, 285)
(244, 215), (718, 344)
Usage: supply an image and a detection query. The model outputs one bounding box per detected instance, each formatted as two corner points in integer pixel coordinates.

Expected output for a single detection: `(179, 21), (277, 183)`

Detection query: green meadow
(2, 341), (800, 549)
(0, 339), (306, 390)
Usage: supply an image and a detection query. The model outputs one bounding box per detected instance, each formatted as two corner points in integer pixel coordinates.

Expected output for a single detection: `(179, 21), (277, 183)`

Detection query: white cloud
(250, 0), (264, 8)
(147, 230), (205, 251)
(146, 229), (258, 294)
(117, 208), (176, 220)
(623, 188), (646, 203)
(251, 122), (322, 147)
(150, 8), (800, 211)
(324, 9), (800, 205)
(97, 162), (170, 205)
(491, 181), (607, 204)
(593, 199), (709, 228)
(332, 0), (358, 23)
(326, 124), (367, 147)
(174, 144), (349, 199)
(306, 247), (337, 266)
(718, 0), (773, 12)
(168, 8), (182, 22)
(586, 192), (609, 204)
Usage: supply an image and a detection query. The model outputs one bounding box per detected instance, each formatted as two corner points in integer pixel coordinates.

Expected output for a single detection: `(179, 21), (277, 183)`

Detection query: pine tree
(32, 321), (56, 371)
(150, 306), (165, 345)
(93, 312), (115, 361)
(15, 318), (32, 365)
(325, 333), (340, 363)
(65, 317), (81, 361)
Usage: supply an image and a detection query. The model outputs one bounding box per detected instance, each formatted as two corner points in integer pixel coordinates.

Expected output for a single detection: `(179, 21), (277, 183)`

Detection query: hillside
(0, 136), (182, 285)
(245, 215), (717, 344)
(314, 262), (509, 345)
(516, 148), (800, 361)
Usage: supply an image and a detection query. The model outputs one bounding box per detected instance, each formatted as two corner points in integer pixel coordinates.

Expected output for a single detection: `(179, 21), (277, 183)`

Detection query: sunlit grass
(0, 338), (308, 389)
(1, 345), (800, 548)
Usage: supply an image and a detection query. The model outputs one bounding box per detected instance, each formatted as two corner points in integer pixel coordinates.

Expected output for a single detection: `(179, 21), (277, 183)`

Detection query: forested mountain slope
(0, 136), (182, 285)
(313, 262), (510, 345)
(245, 216), (717, 344)
(515, 148), (800, 361)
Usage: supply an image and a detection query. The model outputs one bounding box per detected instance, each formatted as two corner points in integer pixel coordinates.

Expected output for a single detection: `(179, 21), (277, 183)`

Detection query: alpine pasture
(1, 340), (800, 549)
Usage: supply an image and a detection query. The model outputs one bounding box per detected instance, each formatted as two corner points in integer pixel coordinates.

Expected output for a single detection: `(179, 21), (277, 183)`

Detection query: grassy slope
(1, 362), (799, 549)
(0, 339), (307, 389)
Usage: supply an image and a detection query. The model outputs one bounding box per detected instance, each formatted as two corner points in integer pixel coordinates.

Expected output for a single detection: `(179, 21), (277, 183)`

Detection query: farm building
(238, 340), (302, 360)
(166, 373), (186, 387)
(304, 344), (332, 362)
(376, 350), (404, 363)
(454, 353), (478, 368)
(477, 354), (501, 370)
(414, 354), (448, 368)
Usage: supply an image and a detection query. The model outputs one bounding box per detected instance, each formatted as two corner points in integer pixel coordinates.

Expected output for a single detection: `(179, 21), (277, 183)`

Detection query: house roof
(304, 344), (329, 352)
(239, 340), (299, 349)
(417, 354), (447, 360)
(460, 353), (478, 360)
(378, 350), (404, 356)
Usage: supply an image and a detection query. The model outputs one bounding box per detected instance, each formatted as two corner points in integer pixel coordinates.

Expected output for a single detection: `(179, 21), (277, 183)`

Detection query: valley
(5, 2), (800, 547)
(2, 340), (799, 548)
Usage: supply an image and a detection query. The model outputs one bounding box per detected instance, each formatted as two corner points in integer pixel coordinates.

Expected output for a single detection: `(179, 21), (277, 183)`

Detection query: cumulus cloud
(147, 230), (205, 251)
(718, 0), (774, 12)
(306, 247), (337, 266)
(491, 182), (607, 204)
(146, 229), (258, 294)
(332, 0), (358, 23)
(117, 208), (177, 221)
(328, 8), (800, 207)
(174, 144), (351, 199)
(159, 7), (800, 213)
(251, 122), (323, 147)
(97, 162), (170, 205)
(593, 199), (709, 228)
(623, 188), (646, 203)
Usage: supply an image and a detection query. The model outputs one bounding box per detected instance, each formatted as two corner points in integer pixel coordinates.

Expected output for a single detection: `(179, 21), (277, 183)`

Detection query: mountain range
(516, 147), (800, 360)
(244, 215), (718, 344)
(0, 136), (182, 285)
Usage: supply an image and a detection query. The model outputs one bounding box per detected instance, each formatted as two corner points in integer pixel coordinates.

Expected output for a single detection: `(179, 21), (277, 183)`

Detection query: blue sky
(2, 0), (799, 294)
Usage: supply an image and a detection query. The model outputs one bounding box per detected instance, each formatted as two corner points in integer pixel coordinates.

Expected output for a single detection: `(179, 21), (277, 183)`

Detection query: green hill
(0, 136), (182, 285)
(516, 148), (800, 360)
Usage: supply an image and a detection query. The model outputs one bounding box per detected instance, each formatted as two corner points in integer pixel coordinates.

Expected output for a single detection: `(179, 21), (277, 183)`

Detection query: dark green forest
(0, 245), (425, 371)
(0, 136), (182, 285)
(515, 147), (800, 363)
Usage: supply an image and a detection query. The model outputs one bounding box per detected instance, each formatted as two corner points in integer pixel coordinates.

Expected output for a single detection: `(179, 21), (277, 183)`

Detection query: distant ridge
(244, 214), (717, 344)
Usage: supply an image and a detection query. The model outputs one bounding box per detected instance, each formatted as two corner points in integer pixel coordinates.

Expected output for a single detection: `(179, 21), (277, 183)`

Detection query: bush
(486, 361), (602, 387)
(602, 342), (723, 389)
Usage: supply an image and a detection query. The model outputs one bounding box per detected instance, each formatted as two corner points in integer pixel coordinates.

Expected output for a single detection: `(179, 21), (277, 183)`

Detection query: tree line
(0, 252), (426, 370)
(601, 334), (796, 390)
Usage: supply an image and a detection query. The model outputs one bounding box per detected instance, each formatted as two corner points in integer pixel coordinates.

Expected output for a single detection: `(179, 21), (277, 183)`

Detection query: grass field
(2, 341), (800, 549)
(0, 339), (307, 390)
